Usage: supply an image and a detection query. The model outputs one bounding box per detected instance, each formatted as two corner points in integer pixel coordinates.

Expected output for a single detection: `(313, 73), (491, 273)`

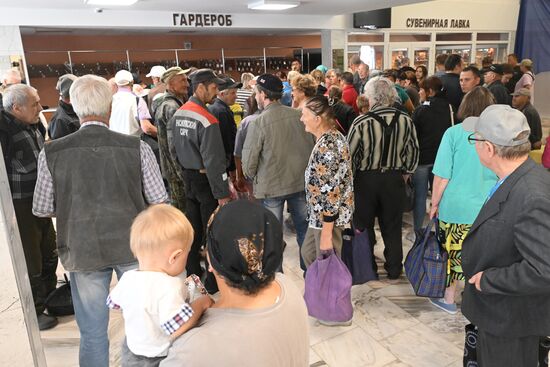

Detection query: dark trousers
(477, 329), (539, 367)
(181, 170), (218, 292)
(353, 170), (405, 278)
(13, 198), (58, 314)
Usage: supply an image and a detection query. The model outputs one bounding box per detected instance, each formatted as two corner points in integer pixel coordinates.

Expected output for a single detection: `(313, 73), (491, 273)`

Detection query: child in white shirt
(107, 204), (213, 366)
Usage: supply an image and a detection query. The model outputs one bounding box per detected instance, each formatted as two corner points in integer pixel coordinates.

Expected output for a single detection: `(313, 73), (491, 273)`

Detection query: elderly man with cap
(512, 88), (542, 150)
(151, 67), (189, 212)
(461, 104), (550, 366)
(0, 84), (59, 331)
(208, 76), (241, 177)
(110, 69), (157, 137)
(161, 200), (309, 367)
(484, 64), (511, 105)
(47, 74), (79, 140)
(168, 68), (231, 291)
(147, 65), (167, 106)
(242, 74), (315, 271)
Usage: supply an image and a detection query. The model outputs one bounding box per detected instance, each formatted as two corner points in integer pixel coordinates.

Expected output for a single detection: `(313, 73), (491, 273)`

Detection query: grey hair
(2, 84), (35, 112)
(364, 76), (398, 107)
(1, 68), (22, 85)
(491, 131), (531, 159)
(69, 75), (112, 120)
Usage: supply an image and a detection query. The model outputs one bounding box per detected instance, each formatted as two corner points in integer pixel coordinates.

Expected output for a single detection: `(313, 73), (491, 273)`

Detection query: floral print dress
(304, 129), (354, 229)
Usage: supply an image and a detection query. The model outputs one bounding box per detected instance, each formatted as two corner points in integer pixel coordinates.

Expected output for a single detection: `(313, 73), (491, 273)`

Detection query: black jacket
(208, 98), (237, 171)
(462, 159), (550, 337)
(439, 73), (464, 114)
(48, 100), (80, 140)
(488, 80), (511, 106)
(331, 101), (357, 135)
(411, 94), (453, 165)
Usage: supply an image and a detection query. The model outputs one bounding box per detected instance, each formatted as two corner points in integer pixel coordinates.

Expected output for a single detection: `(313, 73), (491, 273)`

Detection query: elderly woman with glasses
(428, 86), (499, 314)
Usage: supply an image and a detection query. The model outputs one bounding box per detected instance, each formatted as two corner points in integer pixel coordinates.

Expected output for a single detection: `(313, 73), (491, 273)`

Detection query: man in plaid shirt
(0, 84), (58, 331)
(32, 75), (167, 367)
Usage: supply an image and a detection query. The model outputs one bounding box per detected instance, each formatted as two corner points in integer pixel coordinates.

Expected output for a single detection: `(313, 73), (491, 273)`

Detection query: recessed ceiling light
(84, 0), (138, 6)
(248, 0), (300, 10)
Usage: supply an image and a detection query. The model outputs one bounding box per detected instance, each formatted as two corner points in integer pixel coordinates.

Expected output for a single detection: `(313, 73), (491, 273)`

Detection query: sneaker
(37, 313), (58, 331)
(317, 318), (352, 327)
(429, 298), (458, 315)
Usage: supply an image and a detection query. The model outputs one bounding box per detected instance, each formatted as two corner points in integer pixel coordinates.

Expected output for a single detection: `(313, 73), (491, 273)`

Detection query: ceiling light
(84, 0), (139, 6)
(248, 0), (300, 10)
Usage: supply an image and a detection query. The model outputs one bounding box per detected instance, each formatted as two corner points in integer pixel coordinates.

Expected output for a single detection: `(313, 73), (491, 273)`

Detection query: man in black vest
(484, 64), (512, 106)
(152, 67), (189, 212)
(33, 75), (167, 367)
(1, 84), (58, 331)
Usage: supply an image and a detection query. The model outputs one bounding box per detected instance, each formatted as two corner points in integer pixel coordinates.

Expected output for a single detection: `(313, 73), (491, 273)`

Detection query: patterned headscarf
(207, 200), (283, 287)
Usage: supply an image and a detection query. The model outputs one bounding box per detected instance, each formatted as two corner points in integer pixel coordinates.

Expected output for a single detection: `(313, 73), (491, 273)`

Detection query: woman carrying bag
(299, 95), (354, 266)
(429, 87), (498, 314)
(300, 96), (355, 326)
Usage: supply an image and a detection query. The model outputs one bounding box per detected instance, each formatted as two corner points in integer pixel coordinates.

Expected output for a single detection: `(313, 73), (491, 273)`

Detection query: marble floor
(40, 214), (480, 366)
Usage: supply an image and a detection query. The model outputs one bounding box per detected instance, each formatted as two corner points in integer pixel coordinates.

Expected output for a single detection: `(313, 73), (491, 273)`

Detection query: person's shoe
(37, 313), (58, 331)
(429, 298), (458, 315)
(317, 318), (352, 327)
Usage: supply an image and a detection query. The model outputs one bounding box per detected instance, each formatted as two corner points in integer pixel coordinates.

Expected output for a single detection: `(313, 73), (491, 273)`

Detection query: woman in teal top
(428, 87), (498, 314)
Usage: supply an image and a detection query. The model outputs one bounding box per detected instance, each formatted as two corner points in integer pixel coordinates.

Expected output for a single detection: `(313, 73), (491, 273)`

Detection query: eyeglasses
(467, 133), (486, 145)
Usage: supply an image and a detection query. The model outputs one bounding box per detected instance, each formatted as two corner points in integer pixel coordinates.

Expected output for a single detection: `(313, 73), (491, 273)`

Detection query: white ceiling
(0, 0), (429, 15)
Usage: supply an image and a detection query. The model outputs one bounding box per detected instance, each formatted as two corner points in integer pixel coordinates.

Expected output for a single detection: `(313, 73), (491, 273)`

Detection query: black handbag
(44, 274), (74, 316)
(403, 177), (414, 212)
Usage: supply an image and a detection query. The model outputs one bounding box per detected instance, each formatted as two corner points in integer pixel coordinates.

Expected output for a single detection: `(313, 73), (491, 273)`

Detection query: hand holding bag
(404, 218), (448, 298)
(304, 249), (353, 323)
(341, 228), (378, 285)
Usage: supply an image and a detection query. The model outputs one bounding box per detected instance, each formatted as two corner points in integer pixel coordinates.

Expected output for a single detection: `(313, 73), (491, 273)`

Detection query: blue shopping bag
(341, 228), (378, 285)
(404, 218), (448, 298)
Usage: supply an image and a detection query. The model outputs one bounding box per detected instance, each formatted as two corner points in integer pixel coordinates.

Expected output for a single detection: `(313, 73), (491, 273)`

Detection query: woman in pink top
(542, 136), (550, 169)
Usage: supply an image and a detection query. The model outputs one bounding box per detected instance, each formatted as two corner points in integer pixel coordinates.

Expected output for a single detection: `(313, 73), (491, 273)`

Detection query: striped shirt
(347, 105), (419, 173)
(236, 88), (253, 115)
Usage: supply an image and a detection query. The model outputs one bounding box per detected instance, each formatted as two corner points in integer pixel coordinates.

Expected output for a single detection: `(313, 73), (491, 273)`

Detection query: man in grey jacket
(462, 105), (550, 366)
(242, 74), (315, 270)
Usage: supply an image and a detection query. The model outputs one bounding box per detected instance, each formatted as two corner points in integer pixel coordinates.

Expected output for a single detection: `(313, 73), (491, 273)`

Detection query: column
(321, 29), (346, 70)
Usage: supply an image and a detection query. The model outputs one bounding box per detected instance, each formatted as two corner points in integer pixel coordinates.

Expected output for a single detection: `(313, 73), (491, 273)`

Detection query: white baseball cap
(146, 65), (167, 78)
(114, 70), (133, 86)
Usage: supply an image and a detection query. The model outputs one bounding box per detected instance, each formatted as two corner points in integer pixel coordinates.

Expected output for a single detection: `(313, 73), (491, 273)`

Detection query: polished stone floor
(42, 213), (469, 366)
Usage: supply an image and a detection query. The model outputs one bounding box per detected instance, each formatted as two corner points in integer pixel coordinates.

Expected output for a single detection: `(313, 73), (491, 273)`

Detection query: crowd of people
(0, 49), (549, 367)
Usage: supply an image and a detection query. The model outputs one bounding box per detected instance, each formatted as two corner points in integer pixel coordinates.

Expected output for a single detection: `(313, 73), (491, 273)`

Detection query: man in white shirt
(110, 69), (157, 137)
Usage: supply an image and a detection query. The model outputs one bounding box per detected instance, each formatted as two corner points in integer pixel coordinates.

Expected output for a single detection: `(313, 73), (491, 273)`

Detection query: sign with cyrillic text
(172, 13), (233, 27)
(406, 18), (470, 29)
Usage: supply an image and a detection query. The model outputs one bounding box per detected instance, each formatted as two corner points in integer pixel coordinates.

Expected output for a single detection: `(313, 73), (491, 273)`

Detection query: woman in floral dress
(299, 95), (354, 267)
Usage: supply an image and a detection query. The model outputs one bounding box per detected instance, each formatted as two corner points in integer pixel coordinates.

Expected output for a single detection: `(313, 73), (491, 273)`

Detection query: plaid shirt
(33, 121), (168, 216)
(106, 295), (194, 335)
(0, 112), (44, 199)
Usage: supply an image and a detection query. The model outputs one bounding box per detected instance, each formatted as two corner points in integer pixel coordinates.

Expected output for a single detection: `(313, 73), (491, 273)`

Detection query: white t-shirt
(110, 90), (142, 136)
(107, 270), (193, 358)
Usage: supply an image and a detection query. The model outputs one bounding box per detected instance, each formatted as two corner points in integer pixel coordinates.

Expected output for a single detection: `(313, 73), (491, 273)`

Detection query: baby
(107, 204), (213, 366)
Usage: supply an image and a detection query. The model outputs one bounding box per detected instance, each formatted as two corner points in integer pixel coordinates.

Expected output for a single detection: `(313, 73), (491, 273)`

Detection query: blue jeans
(412, 164), (434, 231)
(70, 263), (138, 367)
(261, 191), (308, 270)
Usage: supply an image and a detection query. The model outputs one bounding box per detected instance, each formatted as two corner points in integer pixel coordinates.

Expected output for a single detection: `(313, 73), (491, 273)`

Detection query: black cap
(132, 72), (142, 85)
(487, 64), (504, 75)
(207, 200), (283, 287)
(256, 73), (283, 93)
(219, 77), (243, 91)
(56, 74), (77, 99)
(189, 68), (224, 85)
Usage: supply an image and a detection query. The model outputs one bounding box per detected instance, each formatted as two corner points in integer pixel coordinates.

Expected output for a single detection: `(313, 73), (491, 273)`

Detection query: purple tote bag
(304, 249), (353, 323)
